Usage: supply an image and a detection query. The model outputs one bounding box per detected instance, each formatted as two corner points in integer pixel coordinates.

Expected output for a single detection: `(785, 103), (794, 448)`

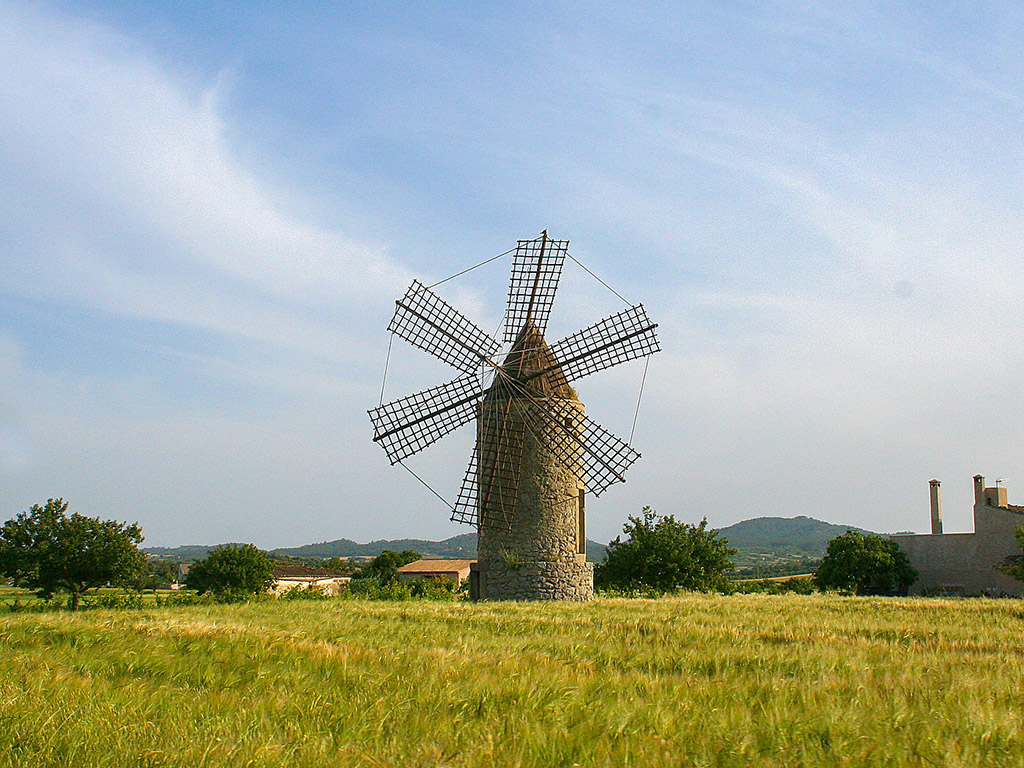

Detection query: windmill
(368, 232), (660, 600)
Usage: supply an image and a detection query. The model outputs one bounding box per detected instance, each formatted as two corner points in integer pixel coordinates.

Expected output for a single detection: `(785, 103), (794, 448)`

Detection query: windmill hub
(368, 232), (660, 601)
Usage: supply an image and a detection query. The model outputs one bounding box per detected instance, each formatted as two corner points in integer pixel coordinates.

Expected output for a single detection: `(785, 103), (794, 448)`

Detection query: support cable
(566, 252), (630, 305)
(628, 356), (651, 445)
(397, 460), (452, 509)
(378, 334), (394, 407)
(427, 247), (517, 289)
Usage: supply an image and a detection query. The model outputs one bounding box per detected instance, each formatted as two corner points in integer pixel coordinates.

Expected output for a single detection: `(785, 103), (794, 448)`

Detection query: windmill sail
(389, 280), (501, 373)
(450, 417), (526, 530)
(541, 304), (659, 384)
(511, 392), (641, 496)
(503, 233), (569, 343)
(369, 373), (484, 464)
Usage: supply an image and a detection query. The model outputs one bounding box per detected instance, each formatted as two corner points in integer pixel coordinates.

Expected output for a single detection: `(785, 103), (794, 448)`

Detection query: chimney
(929, 480), (942, 534)
(974, 475), (985, 507)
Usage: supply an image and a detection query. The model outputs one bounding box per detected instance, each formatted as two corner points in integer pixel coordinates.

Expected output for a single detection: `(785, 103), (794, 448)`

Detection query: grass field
(1, 594), (1022, 767)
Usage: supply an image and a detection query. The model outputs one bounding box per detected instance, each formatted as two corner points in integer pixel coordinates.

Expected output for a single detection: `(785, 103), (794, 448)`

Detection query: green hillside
(274, 533), (478, 560)
(146, 533), (608, 563)
(144, 516), (869, 570)
(717, 516), (872, 557)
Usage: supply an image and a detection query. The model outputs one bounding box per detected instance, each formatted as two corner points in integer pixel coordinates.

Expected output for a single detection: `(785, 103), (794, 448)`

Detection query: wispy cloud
(0, 2), (411, 369)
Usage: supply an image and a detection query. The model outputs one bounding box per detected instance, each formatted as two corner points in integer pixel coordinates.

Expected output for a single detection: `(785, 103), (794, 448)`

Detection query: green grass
(0, 586), (178, 610)
(1, 594), (1022, 767)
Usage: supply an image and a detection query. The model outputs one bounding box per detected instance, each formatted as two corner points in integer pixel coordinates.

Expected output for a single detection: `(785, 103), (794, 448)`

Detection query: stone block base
(471, 558), (593, 601)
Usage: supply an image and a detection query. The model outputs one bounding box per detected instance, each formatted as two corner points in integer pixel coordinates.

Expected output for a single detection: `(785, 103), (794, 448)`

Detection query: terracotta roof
(397, 559), (475, 574)
(272, 564), (349, 579)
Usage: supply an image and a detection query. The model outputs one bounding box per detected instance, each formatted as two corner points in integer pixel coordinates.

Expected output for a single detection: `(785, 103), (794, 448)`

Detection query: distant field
(1, 595), (1022, 767)
(0, 585), (175, 609)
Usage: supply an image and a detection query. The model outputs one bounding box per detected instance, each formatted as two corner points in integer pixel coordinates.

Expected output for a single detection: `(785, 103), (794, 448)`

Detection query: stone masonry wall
(892, 501), (1024, 596)
(476, 397), (594, 601)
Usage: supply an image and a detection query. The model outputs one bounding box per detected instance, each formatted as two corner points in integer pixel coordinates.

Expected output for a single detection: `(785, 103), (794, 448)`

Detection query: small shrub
(731, 577), (817, 595)
(409, 576), (461, 600)
(279, 584), (332, 601)
(345, 576), (412, 600)
(81, 590), (145, 610)
(155, 590), (219, 608)
(5, 596), (63, 613)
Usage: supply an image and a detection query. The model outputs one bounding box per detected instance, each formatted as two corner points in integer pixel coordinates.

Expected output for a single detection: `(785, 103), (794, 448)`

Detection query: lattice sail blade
(389, 280), (501, 373)
(450, 416), (526, 530)
(545, 304), (659, 384)
(517, 396), (641, 496)
(368, 374), (483, 464)
(503, 233), (569, 343)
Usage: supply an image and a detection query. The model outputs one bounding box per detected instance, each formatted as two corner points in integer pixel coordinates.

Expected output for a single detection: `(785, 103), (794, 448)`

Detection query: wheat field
(1, 594), (1022, 767)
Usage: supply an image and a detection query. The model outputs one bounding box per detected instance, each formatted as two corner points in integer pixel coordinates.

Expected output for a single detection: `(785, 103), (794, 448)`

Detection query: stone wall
(475, 396), (594, 601)
(892, 479), (1024, 596)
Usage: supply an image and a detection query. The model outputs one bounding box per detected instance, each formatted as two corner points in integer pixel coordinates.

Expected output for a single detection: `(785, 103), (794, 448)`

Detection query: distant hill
(275, 533), (478, 560)
(144, 544), (222, 560)
(275, 533), (609, 563)
(147, 534), (607, 563)
(717, 516), (873, 558)
(144, 516), (869, 566)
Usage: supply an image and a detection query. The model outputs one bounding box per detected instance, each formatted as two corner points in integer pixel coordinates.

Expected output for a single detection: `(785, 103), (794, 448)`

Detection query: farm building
(892, 475), (1024, 596)
(397, 559), (475, 587)
(270, 564), (351, 596)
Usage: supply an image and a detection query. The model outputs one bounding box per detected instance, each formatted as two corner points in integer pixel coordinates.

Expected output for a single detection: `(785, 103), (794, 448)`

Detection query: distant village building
(172, 563), (190, 590)
(397, 559), (475, 588)
(892, 475), (1024, 596)
(270, 564), (351, 596)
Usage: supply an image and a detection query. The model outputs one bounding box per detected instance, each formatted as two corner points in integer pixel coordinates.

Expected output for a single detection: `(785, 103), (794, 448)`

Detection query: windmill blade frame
(503, 232), (569, 343)
(540, 304), (659, 384)
(450, 414), (527, 530)
(369, 373), (484, 464)
(512, 391), (641, 497)
(389, 280), (501, 373)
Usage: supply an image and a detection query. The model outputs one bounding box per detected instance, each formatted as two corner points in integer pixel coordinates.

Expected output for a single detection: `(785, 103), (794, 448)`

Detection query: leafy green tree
(186, 544), (275, 599)
(815, 530), (917, 595)
(322, 556), (353, 573)
(132, 558), (180, 591)
(0, 498), (146, 611)
(595, 507), (736, 593)
(999, 526), (1024, 583)
(358, 549), (421, 582)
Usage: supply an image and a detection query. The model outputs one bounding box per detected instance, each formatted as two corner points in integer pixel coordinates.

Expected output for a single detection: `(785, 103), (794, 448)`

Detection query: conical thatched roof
(486, 323), (574, 400)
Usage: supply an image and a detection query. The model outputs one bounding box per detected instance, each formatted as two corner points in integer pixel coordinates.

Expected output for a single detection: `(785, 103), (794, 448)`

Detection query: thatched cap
(487, 323), (575, 400)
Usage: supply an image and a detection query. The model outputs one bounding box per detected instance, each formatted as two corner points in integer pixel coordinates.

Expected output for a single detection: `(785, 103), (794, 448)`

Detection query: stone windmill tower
(369, 232), (660, 600)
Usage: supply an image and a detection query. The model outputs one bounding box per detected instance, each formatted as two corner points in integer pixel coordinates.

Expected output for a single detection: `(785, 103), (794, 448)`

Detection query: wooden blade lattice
(450, 415), (526, 530)
(516, 394), (641, 497)
(389, 280), (501, 373)
(503, 234), (569, 343)
(544, 304), (659, 384)
(369, 374), (483, 464)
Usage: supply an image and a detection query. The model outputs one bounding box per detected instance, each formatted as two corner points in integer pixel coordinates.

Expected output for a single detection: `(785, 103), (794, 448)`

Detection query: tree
(815, 530), (917, 595)
(595, 507), (736, 593)
(0, 498), (146, 611)
(998, 526), (1024, 583)
(186, 544), (275, 598)
(358, 549), (421, 582)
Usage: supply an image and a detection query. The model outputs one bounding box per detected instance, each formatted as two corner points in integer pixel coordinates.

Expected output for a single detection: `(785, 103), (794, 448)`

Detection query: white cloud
(0, 2), (412, 363)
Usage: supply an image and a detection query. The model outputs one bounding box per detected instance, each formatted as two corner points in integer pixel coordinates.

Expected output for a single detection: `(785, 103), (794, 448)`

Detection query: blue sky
(2, 1), (1024, 547)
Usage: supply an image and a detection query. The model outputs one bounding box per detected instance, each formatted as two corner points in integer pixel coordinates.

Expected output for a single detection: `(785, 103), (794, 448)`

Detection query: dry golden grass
(1, 594), (1022, 767)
